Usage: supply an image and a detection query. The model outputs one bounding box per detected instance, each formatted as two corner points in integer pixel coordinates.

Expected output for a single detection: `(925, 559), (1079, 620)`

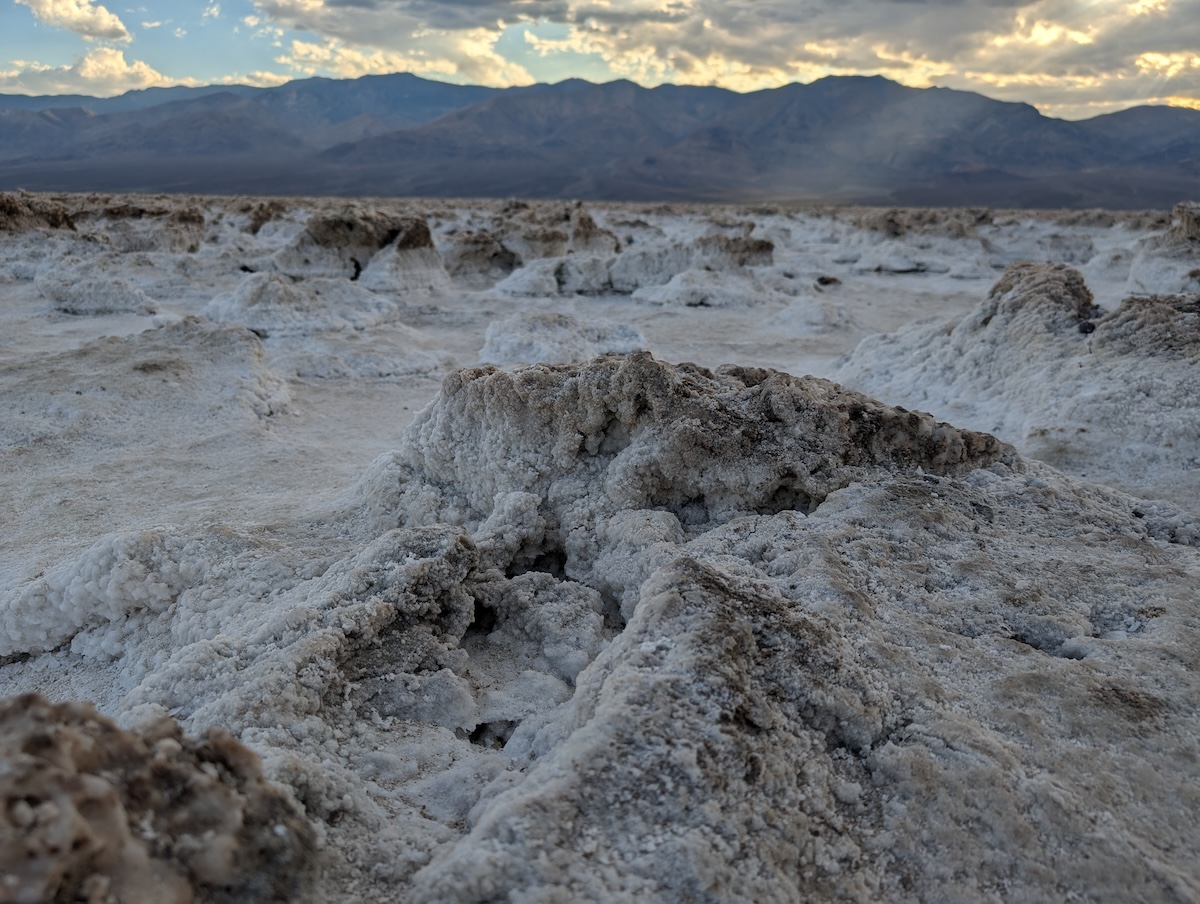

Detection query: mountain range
(1, 72), (1197, 207)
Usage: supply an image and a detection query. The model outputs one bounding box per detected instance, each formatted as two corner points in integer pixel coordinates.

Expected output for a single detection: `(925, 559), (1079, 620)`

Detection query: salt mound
(440, 229), (519, 284)
(495, 203), (570, 261)
(6, 352), (1200, 902)
(0, 693), (314, 904)
(271, 208), (426, 280)
(36, 255), (159, 315)
(568, 203), (620, 256)
(359, 219), (451, 293)
(74, 203), (208, 254)
(1127, 201), (1200, 294)
(631, 268), (768, 307)
(834, 261), (1200, 508)
(607, 233), (772, 295)
(494, 257), (613, 297)
(479, 311), (646, 366)
(203, 272), (399, 336)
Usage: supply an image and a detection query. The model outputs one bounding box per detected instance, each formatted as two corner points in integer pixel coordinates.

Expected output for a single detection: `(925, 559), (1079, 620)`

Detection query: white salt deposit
(1, 193), (1198, 903)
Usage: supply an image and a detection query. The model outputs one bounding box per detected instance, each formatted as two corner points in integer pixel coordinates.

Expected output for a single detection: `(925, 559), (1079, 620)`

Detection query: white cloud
(218, 70), (292, 87)
(140, 19), (161, 28)
(15, 0), (131, 41)
(203, 3), (220, 19)
(242, 0), (1200, 118)
(275, 34), (534, 85)
(0, 47), (192, 96)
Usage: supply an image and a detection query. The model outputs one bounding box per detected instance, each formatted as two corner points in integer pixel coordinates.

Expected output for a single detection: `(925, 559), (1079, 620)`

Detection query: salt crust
(2, 195), (1200, 902)
(5, 349), (1198, 901)
(479, 311), (645, 366)
(0, 693), (315, 903)
(835, 260), (1200, 508)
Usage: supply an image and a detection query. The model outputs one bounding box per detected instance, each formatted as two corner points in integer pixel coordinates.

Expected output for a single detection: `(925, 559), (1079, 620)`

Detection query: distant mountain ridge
(1, 73), (1197, 207)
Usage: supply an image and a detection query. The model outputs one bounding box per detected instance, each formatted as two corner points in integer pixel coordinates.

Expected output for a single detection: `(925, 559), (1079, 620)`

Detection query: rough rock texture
(1127, 201), (1200, 294)
(568, 204), (621, 256)
(440, 229), (519, 283)
(0, 192), (75, 233)
(983, 259), (1099, 322)
(271, 208), (417, 280)
(1092, 292), (1200, 357)
(852, 207), (992, 239)
(360, 217), (451, 293)
(3, 352), (1199, 903)
(0, 693), (315, 903)
(834, 262), (1200, 508)
(496, 205), (571, 261)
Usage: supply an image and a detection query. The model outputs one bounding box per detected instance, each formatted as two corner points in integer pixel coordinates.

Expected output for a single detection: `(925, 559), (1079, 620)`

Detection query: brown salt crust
(0, 193), (75, 234)
(1092, 293), (1200, 356)
(0, 693), (316, 904)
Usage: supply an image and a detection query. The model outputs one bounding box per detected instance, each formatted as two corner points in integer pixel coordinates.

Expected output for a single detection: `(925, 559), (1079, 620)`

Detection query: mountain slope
(0, 74), (1197, 206)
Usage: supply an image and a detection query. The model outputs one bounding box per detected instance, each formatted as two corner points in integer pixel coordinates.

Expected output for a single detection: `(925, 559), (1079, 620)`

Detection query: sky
(0, 0), (1197, 120)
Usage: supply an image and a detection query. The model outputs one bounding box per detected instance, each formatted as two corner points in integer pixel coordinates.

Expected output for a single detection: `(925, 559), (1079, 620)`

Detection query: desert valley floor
(0, 192), (1198, 903)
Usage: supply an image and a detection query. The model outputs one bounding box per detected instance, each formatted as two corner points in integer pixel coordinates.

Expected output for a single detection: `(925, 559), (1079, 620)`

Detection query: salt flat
(0, 192), (1197, 903)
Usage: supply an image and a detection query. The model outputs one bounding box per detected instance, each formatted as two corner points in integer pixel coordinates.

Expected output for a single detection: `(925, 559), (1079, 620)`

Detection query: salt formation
(36, 254), (159, 315)
(0, 192), (74, 233)
(440, 229), (519, 284)
(0, 694), (315, 903)
(72, 203), (208, 254)
(203, 272), (399, 336)
(359, 218), (450, 293)
(835, 260), (1200, 509)
(2, 193), (1199, 903)
(479, 311), (645, 365)
(272, 208), (439, 282)
(631, 268), (769, 307)
(568, 203), (621, 256)
(1127, 201), (1200, 294)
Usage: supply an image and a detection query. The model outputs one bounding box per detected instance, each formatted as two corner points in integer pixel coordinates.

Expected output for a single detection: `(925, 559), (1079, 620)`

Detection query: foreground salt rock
(0, 693), (315, 903)
(835, 260), (1200, 510)
(1, 353), (1198, 901)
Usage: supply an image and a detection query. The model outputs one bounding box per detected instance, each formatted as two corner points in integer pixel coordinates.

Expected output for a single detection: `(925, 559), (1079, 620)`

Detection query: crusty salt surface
(1, 194), (1197, 902)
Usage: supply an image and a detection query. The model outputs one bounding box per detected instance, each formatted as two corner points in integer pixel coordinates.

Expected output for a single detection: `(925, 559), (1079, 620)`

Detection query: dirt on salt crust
(0, 693), (315, 904)
(1, 192), (1199, 902)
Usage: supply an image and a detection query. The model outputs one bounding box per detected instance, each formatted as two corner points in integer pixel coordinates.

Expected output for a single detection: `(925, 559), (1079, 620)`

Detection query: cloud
(217, 70), (292, 87)
(276, 35), (534, 84)
(0, 47), (191, 95)
(245, 0), (1200, 118)
(15, 0), (131, 41)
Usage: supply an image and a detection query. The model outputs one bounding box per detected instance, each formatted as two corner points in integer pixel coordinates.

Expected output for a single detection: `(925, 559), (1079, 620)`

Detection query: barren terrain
(1, 192), (1197, 903)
